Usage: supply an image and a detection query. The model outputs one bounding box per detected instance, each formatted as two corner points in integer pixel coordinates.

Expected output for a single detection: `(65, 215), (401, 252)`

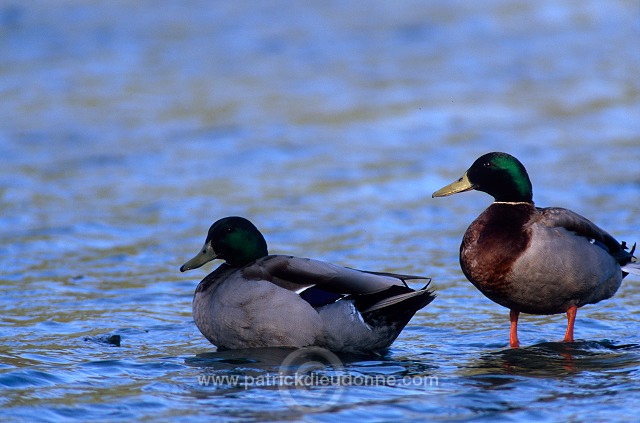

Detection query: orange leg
(563, 305), (578, 343)
(509, 309), (520, 348)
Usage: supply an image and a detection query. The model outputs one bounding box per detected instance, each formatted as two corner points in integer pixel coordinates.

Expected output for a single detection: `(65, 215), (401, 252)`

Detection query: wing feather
(537, 207), (632, 263)
(241, 255), (423, 294)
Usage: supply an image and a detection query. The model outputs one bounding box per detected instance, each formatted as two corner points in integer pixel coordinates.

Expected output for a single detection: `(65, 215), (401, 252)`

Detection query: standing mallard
(180, 216), (435, 353)
(433, 152), (639, 347)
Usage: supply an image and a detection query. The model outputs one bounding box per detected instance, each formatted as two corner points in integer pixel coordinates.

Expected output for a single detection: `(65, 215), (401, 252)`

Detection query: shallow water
(1, 1), (640, 421)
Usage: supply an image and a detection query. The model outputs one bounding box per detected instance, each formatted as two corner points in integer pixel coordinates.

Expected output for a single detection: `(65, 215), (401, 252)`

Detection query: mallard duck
(180, 216), (435, 353)
(432, 152), (639, 347)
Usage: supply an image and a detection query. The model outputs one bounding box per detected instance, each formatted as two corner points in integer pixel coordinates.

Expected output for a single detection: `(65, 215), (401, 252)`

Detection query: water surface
(1, 1), (639, 421)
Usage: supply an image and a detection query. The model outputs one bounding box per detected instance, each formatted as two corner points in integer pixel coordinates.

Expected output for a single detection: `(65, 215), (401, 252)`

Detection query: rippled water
(1, 1), (640, 421)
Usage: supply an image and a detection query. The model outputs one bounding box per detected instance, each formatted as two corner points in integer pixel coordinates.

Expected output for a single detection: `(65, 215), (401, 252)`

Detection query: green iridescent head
(180, 216), (268, 271)
(432, 152), (533, 202)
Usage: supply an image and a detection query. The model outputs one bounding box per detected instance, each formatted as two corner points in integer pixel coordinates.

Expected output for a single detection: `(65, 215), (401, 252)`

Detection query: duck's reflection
(464, 340), (639, 383)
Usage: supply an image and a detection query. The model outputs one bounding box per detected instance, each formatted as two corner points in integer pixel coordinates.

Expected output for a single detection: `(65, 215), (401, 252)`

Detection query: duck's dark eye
(484, 162), (493, 168)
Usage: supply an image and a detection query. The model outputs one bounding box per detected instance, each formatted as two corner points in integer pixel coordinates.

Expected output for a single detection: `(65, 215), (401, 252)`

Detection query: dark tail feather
(618, 242), (640, 277)
(353, 283), (436, 332)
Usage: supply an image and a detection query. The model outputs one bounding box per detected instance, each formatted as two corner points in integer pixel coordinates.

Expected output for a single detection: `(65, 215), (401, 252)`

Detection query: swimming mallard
(433, 152), (639, 347)
(180, 216), (435, 353)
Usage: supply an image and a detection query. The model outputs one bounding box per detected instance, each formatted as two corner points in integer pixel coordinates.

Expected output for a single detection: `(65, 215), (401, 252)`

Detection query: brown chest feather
(460, 203), (534, 296)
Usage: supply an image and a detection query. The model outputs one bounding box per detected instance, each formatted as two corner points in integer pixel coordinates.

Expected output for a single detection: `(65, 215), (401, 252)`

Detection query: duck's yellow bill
(180, 240), (218, 272)
(432, 172), (474, 198)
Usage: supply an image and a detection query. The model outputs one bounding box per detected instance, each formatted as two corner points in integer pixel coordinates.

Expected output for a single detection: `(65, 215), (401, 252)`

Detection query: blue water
(1, 1), (640, 421)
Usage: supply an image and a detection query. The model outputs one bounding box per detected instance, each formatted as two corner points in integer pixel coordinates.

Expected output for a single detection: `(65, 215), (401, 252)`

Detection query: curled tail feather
(620, 242), (640, 276)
